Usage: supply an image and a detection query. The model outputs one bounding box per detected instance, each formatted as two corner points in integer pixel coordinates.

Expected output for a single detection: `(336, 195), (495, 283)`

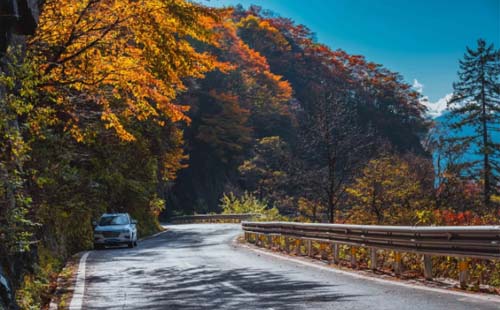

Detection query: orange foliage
(433, 210), (485, 226)
(31, 0), (231, 141)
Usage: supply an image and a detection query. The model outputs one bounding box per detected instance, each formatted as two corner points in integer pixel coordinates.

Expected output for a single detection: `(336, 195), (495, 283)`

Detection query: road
(82, 224), (499, 309)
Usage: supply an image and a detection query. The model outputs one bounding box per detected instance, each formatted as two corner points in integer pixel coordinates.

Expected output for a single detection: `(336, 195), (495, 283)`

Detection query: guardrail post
(294, 239), (301, 255)
(320, 243), (328, 260)
(350, 247), (357, 268)
(459, 259), (469, 288)
(285, 236), (290, 253)
(423, 255), (432, 280)
(257, 233), (262, 247)
(241, 222), (498, 284)
(327, 243), (333, 264)
(370, 248), (377, 270)
(332, 243), (339, 264)
(393, 252), (402, 275)
(307, 239), (313, 257)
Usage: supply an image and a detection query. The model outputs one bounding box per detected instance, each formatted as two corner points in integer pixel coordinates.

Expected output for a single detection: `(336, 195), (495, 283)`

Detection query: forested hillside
(167, 6), (429, 218)
(0, 1), (498, 309)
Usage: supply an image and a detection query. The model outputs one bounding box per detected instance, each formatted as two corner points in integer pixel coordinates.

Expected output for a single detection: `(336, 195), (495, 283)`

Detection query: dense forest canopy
(0, 1), (498, 309)
(166, 5), (430, 217)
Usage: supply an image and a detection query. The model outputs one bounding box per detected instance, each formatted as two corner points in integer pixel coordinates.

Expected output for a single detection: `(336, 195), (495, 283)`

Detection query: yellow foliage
(346, 154), (428, 225)
(297, 197), (326, 222)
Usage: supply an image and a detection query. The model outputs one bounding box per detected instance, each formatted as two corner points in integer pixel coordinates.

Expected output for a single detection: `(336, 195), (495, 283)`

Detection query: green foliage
(238, 136), (291, 210)
(220, 192), (283, 221)
(0, 47), (40, 256)
(16, 246), (62, 310)
(447, 39), (500, 208)
(196, 91), (253, 165)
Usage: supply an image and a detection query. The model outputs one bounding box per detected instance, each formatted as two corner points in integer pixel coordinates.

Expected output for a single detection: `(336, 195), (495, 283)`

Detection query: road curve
(82, 224), (499, 309)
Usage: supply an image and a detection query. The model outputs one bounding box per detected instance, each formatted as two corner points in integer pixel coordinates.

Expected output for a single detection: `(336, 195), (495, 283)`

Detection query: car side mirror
(92, 221), (97, 227)
(131, 219), (137, 225)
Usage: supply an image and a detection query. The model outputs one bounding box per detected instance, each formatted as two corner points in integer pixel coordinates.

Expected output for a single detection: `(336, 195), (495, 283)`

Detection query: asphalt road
(82, 224), (499, 309)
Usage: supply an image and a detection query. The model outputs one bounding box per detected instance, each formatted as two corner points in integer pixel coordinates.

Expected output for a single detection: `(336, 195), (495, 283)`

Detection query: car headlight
(120, 229), (130, 233)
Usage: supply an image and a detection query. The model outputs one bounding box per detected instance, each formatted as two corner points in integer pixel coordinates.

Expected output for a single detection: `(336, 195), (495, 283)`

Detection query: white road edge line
(138, 228), (169, 241)
(68, 252), (89, 310)
(55, 230), (168, 310)
(237, 241), (500, 304)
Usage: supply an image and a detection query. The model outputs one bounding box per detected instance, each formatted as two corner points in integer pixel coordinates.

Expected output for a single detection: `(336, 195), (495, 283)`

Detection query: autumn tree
(30, 0), (230, 141)
(298, 84), (374, 223)
(20, 0), (231, 234)
(346, 154), (430, 225)
(1, 1), (235, 307)
(238, 136), (294, 213)
(447, 39), (500, 209)
(297, 197), (326, 223)
(233, 8), (428, 223)
(235, 9), (428, 155)
(166, 15), (292, 214)
(425, 123), (480, 211)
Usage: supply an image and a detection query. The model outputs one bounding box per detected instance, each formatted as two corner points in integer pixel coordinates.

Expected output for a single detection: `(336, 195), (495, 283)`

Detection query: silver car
(93, 213), (138, 249)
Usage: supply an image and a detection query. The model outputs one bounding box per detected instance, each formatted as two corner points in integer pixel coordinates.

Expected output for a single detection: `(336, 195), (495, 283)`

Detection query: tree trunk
(328, 156), (336, 223)
(480, 59), (491, 208)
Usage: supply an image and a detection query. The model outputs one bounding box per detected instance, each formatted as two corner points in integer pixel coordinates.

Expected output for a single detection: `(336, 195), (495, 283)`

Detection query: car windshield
(99, 215), (129, 226)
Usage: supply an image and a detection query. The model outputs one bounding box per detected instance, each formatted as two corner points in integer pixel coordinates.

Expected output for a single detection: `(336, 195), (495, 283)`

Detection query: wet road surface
(82, 224), (499, 309)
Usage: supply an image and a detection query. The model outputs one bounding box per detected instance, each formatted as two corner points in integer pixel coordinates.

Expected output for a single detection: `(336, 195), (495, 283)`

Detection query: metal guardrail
(242, 221), (500, 287)
(170, 213), (259, 224)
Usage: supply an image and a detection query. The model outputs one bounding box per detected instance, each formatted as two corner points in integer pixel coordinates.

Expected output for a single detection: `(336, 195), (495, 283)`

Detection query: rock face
(0, 2), (38, 309)
(0, 0), (38, 58)
(0, 266), (13, 310)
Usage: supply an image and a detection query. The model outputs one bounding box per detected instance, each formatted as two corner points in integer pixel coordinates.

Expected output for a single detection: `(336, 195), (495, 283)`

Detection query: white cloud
(412, 79), (450, 118)
(412, 79), (424, 94)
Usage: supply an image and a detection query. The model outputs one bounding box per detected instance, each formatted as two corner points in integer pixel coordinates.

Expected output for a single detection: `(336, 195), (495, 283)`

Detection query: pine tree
(448, 39), (500, 208)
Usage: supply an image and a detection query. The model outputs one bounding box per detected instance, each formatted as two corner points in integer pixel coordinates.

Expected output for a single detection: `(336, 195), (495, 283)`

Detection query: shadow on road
(86, 265), (360, 309)
(85, 226), (363, 309)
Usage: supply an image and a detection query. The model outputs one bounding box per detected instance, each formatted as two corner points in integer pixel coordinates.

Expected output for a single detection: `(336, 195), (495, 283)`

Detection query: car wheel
(128, 242), (134, 248)
(94, 244), (103, 250)
(134, 240), (138, 246)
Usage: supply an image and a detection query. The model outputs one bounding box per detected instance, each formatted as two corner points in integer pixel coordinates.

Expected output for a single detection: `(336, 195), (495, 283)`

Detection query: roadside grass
(47, 253), (81, 310)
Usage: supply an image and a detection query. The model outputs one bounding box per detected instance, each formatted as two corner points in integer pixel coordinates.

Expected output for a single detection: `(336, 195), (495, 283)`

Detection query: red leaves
(433, 209), (485, 226)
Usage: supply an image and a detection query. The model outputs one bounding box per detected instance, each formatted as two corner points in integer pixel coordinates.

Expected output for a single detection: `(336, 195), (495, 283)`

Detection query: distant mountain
(433, 112), (499, 167)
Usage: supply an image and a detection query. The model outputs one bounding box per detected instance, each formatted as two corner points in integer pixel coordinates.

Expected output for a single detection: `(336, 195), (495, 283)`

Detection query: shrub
(220, 192), (284, 221)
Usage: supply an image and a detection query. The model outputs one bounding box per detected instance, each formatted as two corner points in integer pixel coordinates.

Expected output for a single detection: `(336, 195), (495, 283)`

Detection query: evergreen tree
(448, 39), (500, 208)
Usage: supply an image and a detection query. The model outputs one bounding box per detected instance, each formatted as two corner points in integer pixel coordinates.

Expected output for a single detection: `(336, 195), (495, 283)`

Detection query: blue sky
(199, 0), (499, 116)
